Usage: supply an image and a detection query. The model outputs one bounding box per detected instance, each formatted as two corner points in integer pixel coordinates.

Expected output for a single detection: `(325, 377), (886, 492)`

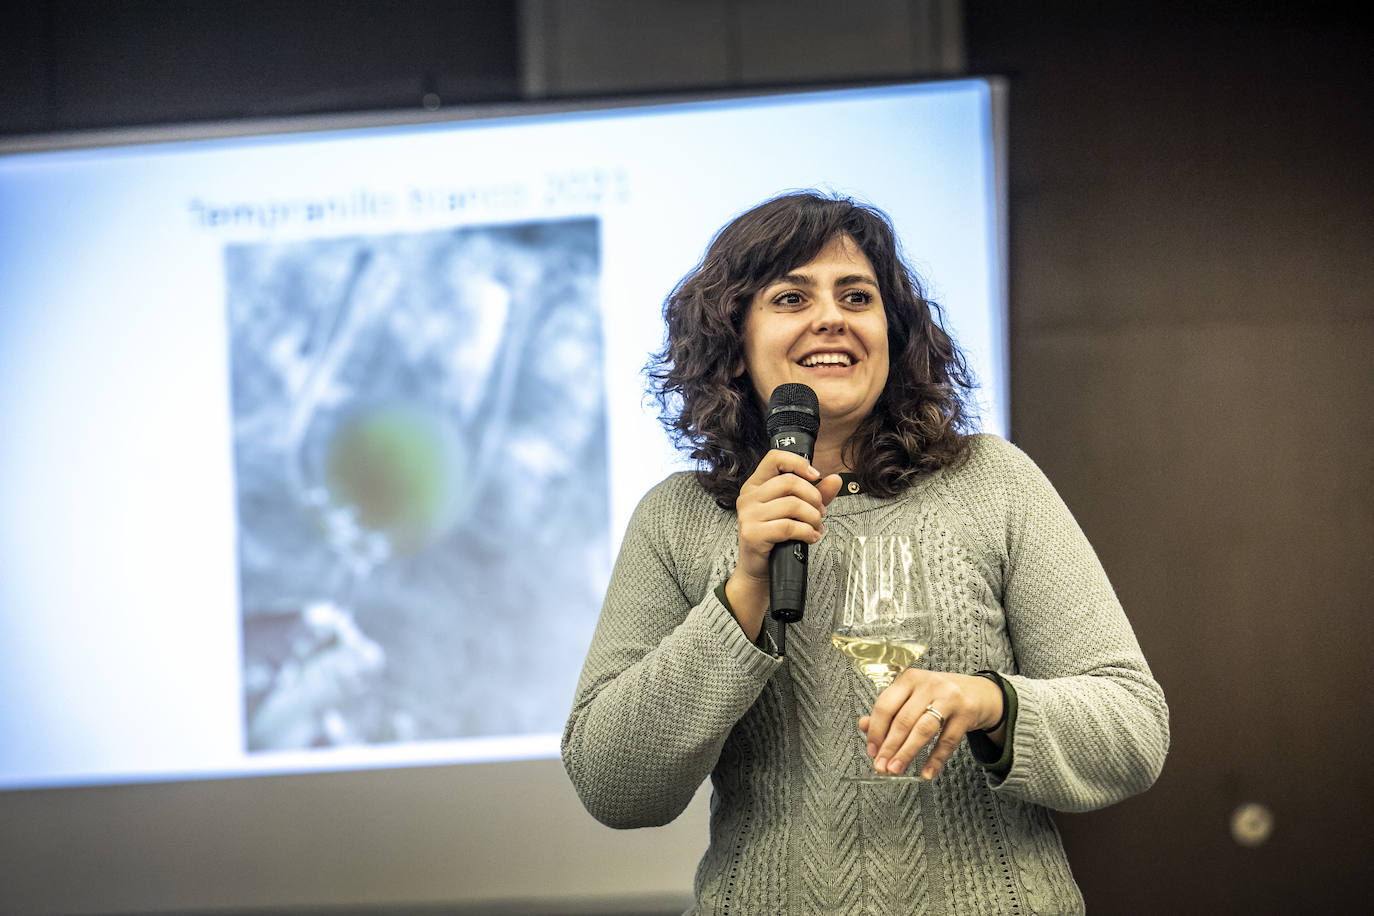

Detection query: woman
(562, 192), (1168, 914)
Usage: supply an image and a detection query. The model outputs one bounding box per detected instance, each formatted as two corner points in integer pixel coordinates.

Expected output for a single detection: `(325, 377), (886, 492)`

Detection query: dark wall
(0, 0), (519, 135)
(966, 2), (1373, 911)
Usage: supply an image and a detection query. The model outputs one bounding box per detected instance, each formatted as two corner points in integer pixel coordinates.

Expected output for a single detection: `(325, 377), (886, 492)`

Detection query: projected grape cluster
(225, 219), (608, 753)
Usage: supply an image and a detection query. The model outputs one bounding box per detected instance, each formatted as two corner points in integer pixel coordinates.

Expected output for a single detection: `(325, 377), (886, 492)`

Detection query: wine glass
(831, 534), (934, 782)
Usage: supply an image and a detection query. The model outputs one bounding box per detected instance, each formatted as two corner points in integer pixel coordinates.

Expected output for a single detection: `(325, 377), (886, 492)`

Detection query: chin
(818, 402), (870, 425)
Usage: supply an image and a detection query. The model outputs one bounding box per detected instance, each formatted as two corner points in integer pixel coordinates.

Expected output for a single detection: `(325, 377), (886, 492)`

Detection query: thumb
(818, 473), (845, 506)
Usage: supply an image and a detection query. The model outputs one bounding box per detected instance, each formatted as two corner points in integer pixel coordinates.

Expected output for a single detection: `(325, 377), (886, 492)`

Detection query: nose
(811, 294), (846, 334)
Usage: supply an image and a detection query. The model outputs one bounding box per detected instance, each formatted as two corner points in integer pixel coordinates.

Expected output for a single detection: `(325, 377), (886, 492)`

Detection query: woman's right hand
(724, 450), (843, 640)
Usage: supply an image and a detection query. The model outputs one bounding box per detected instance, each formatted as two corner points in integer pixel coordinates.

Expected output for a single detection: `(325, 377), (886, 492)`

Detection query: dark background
(963, 3), (1372, 913)
(2, 1), (1371, 913)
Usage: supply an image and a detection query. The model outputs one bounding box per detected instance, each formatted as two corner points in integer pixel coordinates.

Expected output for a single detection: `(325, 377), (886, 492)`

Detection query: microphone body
(765, 384), (820, 623)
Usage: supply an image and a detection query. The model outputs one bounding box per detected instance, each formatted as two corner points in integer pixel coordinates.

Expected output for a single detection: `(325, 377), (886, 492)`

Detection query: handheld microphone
(765, 383), (820, 623)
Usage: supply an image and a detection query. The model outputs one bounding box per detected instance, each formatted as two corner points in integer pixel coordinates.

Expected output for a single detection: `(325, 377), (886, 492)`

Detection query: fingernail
(866, 742), (876, 757)
(890, 760), (906, 775)
(874, 757), (887, 771)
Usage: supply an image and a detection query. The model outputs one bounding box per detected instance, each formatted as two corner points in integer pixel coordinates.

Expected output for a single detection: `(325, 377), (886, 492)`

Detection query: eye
(842, 289), (876, 308)
(770, 290), (805, 309)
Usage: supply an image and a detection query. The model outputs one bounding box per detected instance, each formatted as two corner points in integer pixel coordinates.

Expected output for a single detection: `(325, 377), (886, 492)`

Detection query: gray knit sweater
(562, 434), (1168, 915)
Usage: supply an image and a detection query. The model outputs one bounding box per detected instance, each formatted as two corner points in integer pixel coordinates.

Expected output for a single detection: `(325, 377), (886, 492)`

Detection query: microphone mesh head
(765, 383), (820, 437)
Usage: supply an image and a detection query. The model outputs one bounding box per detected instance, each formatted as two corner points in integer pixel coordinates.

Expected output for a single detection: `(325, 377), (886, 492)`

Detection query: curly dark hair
(647, 191), (977, 507)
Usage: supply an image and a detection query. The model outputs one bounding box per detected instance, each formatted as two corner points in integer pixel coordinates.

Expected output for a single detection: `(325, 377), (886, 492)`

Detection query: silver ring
(923, 705), (946, 726)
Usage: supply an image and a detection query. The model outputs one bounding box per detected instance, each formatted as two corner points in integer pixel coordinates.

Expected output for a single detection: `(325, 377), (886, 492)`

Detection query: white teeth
(800, 353), (853, 367)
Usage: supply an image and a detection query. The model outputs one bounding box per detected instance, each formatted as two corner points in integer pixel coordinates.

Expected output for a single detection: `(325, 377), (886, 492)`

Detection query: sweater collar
(825, 469), (943, 517)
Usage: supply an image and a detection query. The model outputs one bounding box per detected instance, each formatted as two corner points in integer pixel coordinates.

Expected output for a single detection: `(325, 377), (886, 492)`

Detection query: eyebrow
(772, 271), (880, 288)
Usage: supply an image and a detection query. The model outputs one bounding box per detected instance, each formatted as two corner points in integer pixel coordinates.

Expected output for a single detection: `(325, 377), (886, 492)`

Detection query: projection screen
(0, 77), (1007, 914)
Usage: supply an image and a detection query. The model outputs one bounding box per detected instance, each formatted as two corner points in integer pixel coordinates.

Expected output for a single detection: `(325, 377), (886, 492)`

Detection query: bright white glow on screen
(0, 79), (1006, 790)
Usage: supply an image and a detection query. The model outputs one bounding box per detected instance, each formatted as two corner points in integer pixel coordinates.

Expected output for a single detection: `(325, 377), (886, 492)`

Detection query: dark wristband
(973, 669), (1008, 732)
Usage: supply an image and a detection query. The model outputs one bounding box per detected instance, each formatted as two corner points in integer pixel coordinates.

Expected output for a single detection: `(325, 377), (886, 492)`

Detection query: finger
(817, 473), (844, 506)
(887, 706), (968, 776)
(738, 487), (825, 540)
(751, 517), (823, 547)
(747, 449), (821, 486)
(874, 701), (936, 773)
(885, 711), (949, 776)
(750, 471), (828, 514)
(862, 666), (923, 747)
(857, 715), (874, 757)
(862, 679), (915, 762)
(920, 718), (971, 780)
(749, 492), (825, 529)
(739, 488), (829, 560)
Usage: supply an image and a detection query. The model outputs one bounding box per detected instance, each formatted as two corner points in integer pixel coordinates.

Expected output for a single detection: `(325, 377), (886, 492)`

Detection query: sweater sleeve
(972, 437), (1170, 812)
(561, 476), (782, 828)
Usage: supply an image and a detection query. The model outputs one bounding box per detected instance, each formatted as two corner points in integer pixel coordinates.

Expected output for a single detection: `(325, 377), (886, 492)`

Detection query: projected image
(0, 78), (1005, 792)
(226, 219), (608, 753)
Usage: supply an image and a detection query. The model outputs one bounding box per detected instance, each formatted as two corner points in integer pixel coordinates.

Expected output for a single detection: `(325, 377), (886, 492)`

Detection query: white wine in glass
(830, 631), (928, 691)
(832, 534), (933, 782)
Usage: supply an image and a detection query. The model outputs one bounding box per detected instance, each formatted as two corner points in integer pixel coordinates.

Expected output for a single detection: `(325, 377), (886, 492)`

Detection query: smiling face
(740, 234), (890, 444)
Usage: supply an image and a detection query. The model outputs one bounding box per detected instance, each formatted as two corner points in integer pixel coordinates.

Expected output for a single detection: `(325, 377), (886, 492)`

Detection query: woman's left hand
(858, 669), (1005, 780)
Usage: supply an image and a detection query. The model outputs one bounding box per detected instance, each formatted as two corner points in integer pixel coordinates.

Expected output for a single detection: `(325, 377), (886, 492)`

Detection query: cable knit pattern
(562, 434), (1169, 915)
